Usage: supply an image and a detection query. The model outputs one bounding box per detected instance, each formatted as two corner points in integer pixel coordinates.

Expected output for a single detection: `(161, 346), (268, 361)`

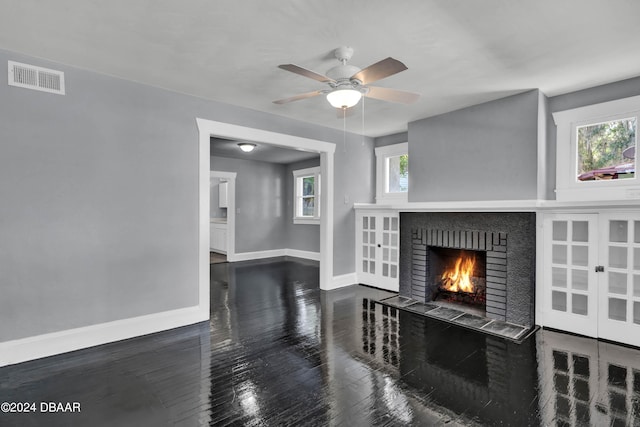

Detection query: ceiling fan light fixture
(238, 142), (256, 152)
(326, 89), (362, 109)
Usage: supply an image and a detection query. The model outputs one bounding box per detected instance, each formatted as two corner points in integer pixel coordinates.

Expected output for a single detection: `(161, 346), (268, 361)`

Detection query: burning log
(436, 278), (486, 306)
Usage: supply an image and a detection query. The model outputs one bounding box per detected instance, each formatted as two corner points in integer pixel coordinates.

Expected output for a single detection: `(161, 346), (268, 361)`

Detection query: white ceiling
(1, 0), (640, 137)
(211, 137), (319, 164)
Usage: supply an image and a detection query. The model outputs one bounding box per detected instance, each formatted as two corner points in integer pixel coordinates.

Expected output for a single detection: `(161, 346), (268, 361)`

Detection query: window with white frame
(293, 166), (320, 224)
(375, 142), (408, 204)
(553, 95), (640, 202)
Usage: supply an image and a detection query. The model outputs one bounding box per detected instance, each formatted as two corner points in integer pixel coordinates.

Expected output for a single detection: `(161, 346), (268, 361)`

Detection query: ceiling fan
(273, 46), (419, 110)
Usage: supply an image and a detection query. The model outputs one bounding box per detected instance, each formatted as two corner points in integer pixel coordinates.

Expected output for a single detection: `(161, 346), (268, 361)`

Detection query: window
(293, 166), (320, 224)
(576, 117), (636, 182)
(375, 142), (408, 204)
(553, 95), (640, 202)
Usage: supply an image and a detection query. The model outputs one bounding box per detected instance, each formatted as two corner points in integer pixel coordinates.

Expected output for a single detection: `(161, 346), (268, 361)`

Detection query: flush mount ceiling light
(238, 143), (256, 152)
(326, 88), (362, 109)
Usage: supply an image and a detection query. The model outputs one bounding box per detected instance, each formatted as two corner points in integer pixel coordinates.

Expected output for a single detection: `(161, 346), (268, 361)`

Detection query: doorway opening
(197, 118), (336, 317)
(209, 170), (236, 264)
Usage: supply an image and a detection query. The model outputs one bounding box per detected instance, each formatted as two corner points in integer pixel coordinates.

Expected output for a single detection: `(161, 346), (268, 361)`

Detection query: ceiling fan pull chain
(362, 96), (365, 145)
(343, 107), (347, 153)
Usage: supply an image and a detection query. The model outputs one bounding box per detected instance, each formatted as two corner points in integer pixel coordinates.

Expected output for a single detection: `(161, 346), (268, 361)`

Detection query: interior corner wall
(374, 132), (408, 148)
(538, 91), (556, 201)
(407, 90), (540, 202)
(548, 75), (640, 114)
(0, 47), (373, 346)
(285, 158), (321, 254)
(333, 133), (376, 275)
(211, 156), (287, 253)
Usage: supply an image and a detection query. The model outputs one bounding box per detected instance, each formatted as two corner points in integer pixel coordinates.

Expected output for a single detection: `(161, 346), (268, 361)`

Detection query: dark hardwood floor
(2, 257), (640, 426)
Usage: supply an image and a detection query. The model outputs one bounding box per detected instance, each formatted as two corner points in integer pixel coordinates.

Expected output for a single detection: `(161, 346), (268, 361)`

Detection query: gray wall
(0, 48), (374, 343)
(333, 135), (377, 274)
(539, 92), (555, 200)
(285, 158), (321, 253)
(407, 90), (540, 202)
(210, 153), (355, 257)
(549, 75), (640, 113)
(211, 155), (288, 253)
(374, 132), (408, 148)
(0, 51), (199, 341)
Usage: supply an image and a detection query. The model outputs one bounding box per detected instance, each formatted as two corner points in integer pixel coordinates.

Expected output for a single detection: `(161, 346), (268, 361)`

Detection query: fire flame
(440, 255), (476, 293)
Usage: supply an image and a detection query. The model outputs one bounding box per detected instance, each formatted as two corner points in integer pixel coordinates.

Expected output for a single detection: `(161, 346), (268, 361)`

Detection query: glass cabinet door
(361, 215), (377, 276)
(357, 211), (400, 292)
(543, 214), (598, 337)
(542, 211), (640, 348)
(380, 215), (399, 282)
(598, 214), (640, 347)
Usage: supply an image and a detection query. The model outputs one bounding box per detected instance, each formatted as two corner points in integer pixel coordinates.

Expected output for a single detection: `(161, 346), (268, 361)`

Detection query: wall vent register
(8, 60), (65, 95)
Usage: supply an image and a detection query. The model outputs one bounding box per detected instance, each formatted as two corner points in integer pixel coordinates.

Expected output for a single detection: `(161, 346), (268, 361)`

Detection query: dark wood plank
(1, 256), (640, 425)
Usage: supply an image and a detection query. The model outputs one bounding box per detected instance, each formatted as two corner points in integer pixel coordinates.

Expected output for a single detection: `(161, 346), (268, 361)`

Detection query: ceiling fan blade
(278, 64), (335, 83)
(351, 57), (408, 85)
(364, 86), (420, 104)
(273, 90), (323, 105)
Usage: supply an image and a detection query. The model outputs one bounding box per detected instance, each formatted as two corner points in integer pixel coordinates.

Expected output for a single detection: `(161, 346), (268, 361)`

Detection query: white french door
(543, 214), (599, 337)
(356, 210), (400, 291)
(543, 212), (640, 347)
(597, 213), (640, 346)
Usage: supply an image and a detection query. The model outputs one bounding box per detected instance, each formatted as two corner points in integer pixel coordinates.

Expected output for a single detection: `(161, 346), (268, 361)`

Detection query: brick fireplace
(399, 212), (536, 327)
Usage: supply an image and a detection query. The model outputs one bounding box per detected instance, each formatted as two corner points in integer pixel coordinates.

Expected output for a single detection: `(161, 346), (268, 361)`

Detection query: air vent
(8, 60), (65, 95)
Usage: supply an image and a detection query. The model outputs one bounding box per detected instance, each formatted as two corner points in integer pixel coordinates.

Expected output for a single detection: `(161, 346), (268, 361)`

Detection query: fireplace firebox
(429, 248), (487, 311)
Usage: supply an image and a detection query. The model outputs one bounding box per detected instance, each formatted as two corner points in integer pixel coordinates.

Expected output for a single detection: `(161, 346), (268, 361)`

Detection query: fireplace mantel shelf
(353, 199), (640, 212)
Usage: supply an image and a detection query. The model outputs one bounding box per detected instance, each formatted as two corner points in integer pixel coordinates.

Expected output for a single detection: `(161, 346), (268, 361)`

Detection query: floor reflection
(348, 297), (539, 425)
(3, 257), (640, 426)
(537, 330), (640, 426)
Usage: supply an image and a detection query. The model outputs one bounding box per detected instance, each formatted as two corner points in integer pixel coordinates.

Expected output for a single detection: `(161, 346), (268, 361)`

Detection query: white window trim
(375, 142), (408, 204)
(553, 95), (640, 202)
(293, 166), (321, 225)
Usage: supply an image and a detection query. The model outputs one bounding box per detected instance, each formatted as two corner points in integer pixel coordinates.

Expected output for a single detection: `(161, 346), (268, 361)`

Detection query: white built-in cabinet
(210, 222), (227, 254)
(542, 211), (640, 347)
(356, 209), (400, 291)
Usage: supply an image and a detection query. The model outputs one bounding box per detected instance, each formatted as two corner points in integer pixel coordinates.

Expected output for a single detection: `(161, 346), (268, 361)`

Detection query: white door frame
(210, 171), (236, 257)
(197, 118), (336, 311)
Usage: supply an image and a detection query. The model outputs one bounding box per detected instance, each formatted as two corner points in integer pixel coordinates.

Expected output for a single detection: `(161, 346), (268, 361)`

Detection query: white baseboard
(331, 273), (358, 290)
(229, 248), (321, 262)
(229, 249), (287, 262)
(0, 305), (208, 367)
(285, 249), (321, 261)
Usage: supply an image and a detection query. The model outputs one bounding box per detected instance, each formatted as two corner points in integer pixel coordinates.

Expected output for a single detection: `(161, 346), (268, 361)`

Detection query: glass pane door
(598, 214), (640, 347)
(543, 214), (598, 337)
(380, 215), (399, 281)
(357, 211), (400, 292)
(361, 215), (377, 276)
